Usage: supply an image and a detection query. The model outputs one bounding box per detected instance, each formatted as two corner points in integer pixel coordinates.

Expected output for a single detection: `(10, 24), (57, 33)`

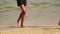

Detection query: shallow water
(0, 0), (60, 26)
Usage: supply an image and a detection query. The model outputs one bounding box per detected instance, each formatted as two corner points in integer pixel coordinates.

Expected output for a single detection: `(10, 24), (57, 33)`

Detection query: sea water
(0, 0), (60, 26)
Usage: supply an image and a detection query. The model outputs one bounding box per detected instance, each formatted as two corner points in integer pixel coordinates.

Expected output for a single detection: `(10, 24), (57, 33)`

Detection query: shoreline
(0, 25), (60, 34)
(0, 25), (60, 30)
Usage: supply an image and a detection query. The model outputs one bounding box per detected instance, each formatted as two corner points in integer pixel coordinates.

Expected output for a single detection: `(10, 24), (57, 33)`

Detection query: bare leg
(59, 21), (60, 26)
(17, 12), (22, 27)
(20, 5), (26, 27)
(17, 4), (26, 27)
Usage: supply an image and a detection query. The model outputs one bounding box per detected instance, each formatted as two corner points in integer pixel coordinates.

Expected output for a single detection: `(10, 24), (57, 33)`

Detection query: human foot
(17, 20), (20, 27)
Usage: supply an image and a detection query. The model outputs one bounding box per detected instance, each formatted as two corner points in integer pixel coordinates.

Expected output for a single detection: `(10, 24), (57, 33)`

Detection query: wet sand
(0, 25), (60, 34)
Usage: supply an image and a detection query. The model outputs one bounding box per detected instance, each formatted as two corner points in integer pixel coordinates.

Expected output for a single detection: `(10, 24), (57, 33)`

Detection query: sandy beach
(0, 25), (60, 34)
(0, 0), (60, 34)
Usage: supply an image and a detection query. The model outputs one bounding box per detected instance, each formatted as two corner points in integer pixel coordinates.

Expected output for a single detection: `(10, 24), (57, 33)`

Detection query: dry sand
(0, 25), (60, 34)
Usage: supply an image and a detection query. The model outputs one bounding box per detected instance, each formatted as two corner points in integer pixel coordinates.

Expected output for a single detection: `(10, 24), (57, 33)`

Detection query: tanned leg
(17, 4), (26, 27)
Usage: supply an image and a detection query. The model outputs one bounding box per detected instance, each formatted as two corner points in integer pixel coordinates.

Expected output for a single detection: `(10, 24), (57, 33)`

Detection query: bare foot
(21, 25), (23, 28)
(17, 21), (20, 27)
